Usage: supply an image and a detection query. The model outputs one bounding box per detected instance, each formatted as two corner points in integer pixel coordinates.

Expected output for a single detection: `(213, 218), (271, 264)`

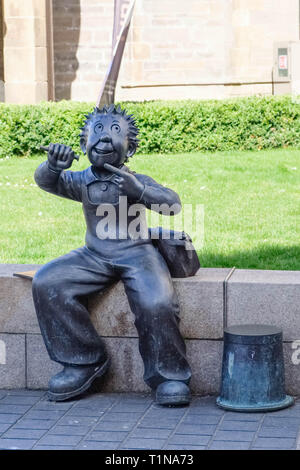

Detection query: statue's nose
(100, 133), (111, 143)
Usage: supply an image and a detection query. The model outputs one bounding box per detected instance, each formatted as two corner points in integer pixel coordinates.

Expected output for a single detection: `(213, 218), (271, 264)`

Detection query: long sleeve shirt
(34, 162), (181, 258)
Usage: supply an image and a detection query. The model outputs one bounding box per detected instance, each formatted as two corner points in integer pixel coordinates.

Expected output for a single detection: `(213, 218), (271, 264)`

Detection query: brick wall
(0, 1), (4, 83)
(52, 0), (300, 102)
(53, 0), (113, 101)
(117, 0), (299, 101)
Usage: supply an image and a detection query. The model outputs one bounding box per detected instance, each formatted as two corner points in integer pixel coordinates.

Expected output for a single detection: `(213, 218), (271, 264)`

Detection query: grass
(0, 148), (299, 270)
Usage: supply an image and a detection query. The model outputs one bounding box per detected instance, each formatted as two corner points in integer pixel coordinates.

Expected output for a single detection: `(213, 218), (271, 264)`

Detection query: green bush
(1, 96), (300, 157)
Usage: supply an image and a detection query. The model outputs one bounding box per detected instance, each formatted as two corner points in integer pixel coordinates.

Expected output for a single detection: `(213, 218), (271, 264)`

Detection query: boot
(156, 380), (191, 406)
(48, 358), (110, 401)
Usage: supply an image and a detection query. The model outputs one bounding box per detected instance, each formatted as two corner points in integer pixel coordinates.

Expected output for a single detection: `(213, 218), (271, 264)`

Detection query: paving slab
(37, 434), (83, 447)
(0, 423), (12, 434)
(212, 430), (255, 442)
(121, 437), (166, 449)
(209, 441), (251, 450)
(0, 438), (36, 449)
(3, 428), (47, 440)
(0, 414), (23, 424)
(258, 427), (299, 438)
(0, 390), (298, 450)
(168, 434), (211, 446)
(219, 420), (260, 432)
(252, 437), (296, 449)
(175, 423), (216, 435)
(13, 419), (58, 430)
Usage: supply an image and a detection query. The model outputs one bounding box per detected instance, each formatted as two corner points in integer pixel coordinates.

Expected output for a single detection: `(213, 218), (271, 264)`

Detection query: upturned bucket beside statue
(216, 324), (294, 412)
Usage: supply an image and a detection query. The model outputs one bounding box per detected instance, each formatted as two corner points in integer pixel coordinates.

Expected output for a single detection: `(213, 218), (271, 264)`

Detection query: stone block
(26, 333), (147, 392)
(133, 43), (151, 60)
(90, 268), (229, 340)
(0, 264), (40, 334)
(22, 338), (300, 396)
(4, 44), (47, 83)
(283, 342), (300, 396)
(4, 17), (46, 48)
(227, 269), (300, 341)
(26, 334), (62, 389)
(4, 0), (46, 19)
(100, 337), (148, 393)
(0, 334), (25, 388)
(174, 269), (229, 339)
(4, 82), (48, 104)
(34, 47), (48, 82)
(142, 27), (188, 44)
(4, 47), (37, 82)
(187, 339), (223, 395)
(24, 333), (223, 395)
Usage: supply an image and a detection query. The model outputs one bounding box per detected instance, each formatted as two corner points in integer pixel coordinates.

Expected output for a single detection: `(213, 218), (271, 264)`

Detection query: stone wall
(0, 1), (4, 82)
(2, 0), (49, 103)
(0, 265), (300, 396)
(118, 0), (300, 100)
(0, 1), (4, 101)
(1, 0), (300, 103)
(52, 0), (300, 102)
(53, 0), (114, 101)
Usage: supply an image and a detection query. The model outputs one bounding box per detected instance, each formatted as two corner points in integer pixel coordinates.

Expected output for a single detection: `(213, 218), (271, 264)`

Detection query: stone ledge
(0, 264), (229, 339)
(1, 264), (300, 341)
(90, 267), (229, 339)
(0, 264), (300, 395)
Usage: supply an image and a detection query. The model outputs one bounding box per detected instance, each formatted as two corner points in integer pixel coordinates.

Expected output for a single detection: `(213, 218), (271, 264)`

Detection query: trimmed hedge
(1, 96), (300, 158)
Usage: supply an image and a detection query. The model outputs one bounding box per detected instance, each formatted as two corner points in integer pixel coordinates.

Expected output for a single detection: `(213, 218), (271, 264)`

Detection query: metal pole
(45, 0), (55, 101)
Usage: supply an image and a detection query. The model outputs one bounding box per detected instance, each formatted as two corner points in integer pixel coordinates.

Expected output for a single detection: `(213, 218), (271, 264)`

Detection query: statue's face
(86, 114), (132, 169)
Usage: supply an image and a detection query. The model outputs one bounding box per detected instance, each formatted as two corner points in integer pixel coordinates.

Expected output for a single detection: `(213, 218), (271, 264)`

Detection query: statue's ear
(80, 136), (87, 154)
(126, 142), (137, 159)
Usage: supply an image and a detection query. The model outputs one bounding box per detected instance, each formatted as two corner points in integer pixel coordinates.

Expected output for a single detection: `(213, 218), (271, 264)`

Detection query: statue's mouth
(93, 147), (114, 156)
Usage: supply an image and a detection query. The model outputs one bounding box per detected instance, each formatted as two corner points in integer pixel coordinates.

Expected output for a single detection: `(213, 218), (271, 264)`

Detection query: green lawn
(0, 148), (299, 270)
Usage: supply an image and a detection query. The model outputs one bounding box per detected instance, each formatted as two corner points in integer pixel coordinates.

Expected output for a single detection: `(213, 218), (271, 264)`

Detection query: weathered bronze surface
(32, 105), (195, 404)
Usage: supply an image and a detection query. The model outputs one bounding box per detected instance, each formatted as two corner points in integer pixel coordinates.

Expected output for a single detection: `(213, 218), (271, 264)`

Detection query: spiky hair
(79, 104), (139, 160)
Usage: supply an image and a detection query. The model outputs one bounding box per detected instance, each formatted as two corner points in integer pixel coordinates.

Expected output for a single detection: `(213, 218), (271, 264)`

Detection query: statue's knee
(141, 294), (176, 317)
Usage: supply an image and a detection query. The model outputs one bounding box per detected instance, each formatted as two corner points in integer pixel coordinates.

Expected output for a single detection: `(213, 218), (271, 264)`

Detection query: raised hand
(104, 163), (144, 200)
(41, 144), (79, 171)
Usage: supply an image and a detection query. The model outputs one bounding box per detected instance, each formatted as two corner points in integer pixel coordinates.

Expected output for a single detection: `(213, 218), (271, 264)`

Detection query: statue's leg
(32, 246), (115, 366)
(119, 244), (192, 400)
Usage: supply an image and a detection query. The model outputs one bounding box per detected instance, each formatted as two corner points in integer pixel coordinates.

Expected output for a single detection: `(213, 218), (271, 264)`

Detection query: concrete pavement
(0, 390), (299, 450)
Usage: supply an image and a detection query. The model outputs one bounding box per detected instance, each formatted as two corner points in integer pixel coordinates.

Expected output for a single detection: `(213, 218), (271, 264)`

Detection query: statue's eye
(111, 124), (121, 133)
(94, 123), (103, 134)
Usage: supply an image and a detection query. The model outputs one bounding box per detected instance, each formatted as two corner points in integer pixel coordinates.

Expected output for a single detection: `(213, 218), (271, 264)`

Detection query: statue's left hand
(104, 163), (144, 200)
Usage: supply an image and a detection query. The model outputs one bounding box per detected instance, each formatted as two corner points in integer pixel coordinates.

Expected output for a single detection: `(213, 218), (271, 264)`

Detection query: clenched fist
(44, 143), (79, 172)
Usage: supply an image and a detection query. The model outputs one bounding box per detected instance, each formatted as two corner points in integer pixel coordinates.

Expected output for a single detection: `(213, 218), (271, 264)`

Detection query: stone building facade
(0, 0), (299, 104)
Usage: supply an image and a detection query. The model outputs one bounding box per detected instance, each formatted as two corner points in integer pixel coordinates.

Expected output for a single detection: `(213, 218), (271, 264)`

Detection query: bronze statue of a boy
(32, 104), (192, 405)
